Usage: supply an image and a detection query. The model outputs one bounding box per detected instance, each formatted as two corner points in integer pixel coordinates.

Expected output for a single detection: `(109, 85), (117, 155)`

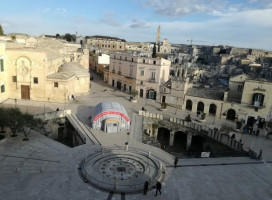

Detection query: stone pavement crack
(0, 154), (60, 163)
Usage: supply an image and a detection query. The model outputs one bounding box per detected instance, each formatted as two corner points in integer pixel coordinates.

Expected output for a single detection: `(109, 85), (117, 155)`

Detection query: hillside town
(1, 23), (272, 200)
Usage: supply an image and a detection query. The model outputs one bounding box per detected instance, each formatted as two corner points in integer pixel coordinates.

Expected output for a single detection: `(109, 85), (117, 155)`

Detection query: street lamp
(126, 132), (130, 151)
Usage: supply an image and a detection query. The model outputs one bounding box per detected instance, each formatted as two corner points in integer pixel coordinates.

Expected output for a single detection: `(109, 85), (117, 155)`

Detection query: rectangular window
(33, 77), (38, 84)
(54, 82), (58, 88)
(108, 45), (110, 48)
(132, 58), (134, 62)
(1, 84), (5, 93)
(12, 76), (17, 82)
(125, 57), (127, 61)
(140, 70), (144, 76)
(143, 59), (145, 64)
(120, 56), (122, 60)
(151, 72), (156, 80)
(113, 45), (115, 48)
(119, 46), (122, 49)
(0, 59), (4, 71)
(153, 60), (156, 65)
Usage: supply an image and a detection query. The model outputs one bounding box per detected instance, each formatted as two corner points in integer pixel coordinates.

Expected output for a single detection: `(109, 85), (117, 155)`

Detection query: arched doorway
(186, 99), (192, 111)
(140, 89), (143, 98)
(173, 131), (187, 151)
(189, 135), (206, 157)
(146, 89), (157, 100)
(157, 127), (170, 148)
(197, 102), (204, 113)
(226, 109), (236, 121)
(209, 104), (217, 115)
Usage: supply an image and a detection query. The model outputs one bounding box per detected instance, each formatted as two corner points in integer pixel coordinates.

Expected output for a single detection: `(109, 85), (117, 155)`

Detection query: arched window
(227, 109), (236, 121)
(209, 104), (217, 115)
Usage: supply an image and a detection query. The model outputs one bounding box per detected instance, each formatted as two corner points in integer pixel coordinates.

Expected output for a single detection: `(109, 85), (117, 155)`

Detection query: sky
(1, 0), (272, 50)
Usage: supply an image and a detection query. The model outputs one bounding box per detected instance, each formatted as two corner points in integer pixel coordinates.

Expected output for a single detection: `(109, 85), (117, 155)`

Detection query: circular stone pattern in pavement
(81, 149), (164, 193)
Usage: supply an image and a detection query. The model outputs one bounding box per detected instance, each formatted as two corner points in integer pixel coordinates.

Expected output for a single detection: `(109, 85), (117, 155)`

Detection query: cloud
(54, 8), (67, 14)
(143, 0), (227, 17)
(130, 19), (150, 28)
(142, 0), (272, 17)
(100, 11), (122, 27)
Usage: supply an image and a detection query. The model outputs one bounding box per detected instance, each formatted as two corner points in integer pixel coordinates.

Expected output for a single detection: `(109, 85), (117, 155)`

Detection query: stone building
(0, 38), (90, 103)
(86, 35), (126, 51)
(89, 52), (110, 77)
(108, 52), (171, 101)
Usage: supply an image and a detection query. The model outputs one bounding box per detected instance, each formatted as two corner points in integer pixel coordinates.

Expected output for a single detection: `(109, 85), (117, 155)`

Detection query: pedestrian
(143, 181), (148, 195)
(154, 181), (162, 196)
(174, 156), (178, 168)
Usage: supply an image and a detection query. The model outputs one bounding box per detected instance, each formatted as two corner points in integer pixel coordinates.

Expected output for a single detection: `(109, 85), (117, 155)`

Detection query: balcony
(149, 78), (156, 83)
(112, 69), (115, 73)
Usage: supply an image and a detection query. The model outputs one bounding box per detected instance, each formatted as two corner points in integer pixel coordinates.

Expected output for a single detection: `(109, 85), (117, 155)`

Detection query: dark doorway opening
(226, 109), (236, 121)
(157, 127), (170, 148)
(186, 99), (192, 111)
(173, 131), (187, 150)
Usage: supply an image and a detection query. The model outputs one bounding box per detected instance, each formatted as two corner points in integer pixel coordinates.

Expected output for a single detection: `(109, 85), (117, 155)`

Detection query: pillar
(153, 127), (158, 139)
(169, 131), (175, 146)
(186, 133), (192, 150)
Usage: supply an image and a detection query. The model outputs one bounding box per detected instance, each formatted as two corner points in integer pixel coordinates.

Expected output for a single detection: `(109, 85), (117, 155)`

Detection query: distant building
(108, 52), (171, 101)
(89, 52), (110, 77)
(86, 35), (126, 51)
(91, 101), (130, 133)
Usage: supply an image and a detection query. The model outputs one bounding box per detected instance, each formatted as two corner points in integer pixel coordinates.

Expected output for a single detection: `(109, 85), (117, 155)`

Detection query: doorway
(21, 85), (30, 100)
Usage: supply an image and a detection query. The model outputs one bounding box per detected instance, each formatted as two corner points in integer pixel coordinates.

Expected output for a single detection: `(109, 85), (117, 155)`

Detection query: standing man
(143, 181), (148, 195)
(174, 156), (179, 168)
(154, 181), (162, 196)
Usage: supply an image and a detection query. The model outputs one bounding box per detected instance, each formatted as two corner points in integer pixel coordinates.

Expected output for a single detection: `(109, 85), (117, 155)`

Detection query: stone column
(169, 131), (175, 146)
(186, 133), (192, 150)
(153, 127), (158, 139)
(192, 102), (198, 114)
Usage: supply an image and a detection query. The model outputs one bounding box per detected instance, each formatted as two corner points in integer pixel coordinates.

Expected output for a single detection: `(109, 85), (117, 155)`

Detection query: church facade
(0, 38), (90, 103)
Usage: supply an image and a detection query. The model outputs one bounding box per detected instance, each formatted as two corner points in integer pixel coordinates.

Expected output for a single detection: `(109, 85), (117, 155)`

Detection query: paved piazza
(1, 74), (272, 200)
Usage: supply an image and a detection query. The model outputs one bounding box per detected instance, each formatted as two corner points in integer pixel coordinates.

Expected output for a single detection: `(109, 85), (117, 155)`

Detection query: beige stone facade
(0, 38), (90, 103)
(182, 74), (272, 125)
(107, 53), (171, 101)
(86, 35), (126, 51)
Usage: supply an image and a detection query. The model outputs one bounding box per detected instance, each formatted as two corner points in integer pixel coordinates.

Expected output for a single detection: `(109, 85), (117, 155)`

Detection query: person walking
(143, 181), (148, 195)
(154, 181), (162, 196)
(174, 156), (178, 168)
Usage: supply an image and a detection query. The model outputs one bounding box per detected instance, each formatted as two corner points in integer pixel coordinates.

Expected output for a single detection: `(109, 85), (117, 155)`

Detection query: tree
(131, 89), (138, 99)
(6, 108), (24, 137)
(56, 33), (60, 39)
(63, 33), (76, 42)
(152, 43), (157, 58)
(0, 107), (8, 134)
(11, 35), (16, 41)
(21, 113), (37, 141)
(0, 25), (4, 36)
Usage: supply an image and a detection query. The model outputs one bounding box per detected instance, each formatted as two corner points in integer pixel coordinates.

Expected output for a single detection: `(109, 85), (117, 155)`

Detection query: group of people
(143, 181), (162, 196)
(143, 156), (179, 196)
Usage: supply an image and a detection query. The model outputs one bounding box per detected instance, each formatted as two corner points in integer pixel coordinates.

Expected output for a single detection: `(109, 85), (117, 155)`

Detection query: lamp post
(126, 132), (130, 151)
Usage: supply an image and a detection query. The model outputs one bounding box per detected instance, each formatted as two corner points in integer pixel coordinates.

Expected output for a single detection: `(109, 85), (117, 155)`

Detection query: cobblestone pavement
(1, 74), (272, 199)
